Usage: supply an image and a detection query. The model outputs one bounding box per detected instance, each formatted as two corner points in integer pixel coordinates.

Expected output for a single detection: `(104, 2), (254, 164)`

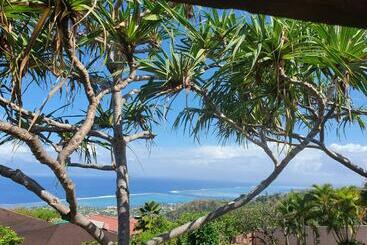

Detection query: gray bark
(112, 89), (130, 244)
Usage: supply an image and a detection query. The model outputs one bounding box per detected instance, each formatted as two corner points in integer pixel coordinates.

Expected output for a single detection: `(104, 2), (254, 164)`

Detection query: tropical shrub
(135, 201), (163, 232)
(187, 223), (219, 245)
(318, 186), (366, 244)
(278, 185), (367, 245)
(0, 226), (23, 245)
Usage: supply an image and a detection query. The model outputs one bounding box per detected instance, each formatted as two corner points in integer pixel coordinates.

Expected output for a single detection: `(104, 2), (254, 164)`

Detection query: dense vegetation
(0, 226), (23, 245)
(132, 185), (367, 245)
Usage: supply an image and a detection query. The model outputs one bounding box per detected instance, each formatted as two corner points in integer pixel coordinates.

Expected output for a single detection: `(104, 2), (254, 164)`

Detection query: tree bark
(168, 0), (367, 28)
(112, 89), (130, 244)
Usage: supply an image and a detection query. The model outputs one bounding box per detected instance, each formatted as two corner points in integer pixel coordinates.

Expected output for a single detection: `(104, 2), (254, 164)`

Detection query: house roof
(88, 214), (137, 234)
(0, 208), (116, 245)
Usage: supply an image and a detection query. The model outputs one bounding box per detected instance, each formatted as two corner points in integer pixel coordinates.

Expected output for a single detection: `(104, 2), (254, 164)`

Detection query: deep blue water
(0, 176), (306, 208)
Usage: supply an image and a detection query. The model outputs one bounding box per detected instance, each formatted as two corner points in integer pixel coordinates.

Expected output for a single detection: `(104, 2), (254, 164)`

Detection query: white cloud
(330, 143), (367, 153)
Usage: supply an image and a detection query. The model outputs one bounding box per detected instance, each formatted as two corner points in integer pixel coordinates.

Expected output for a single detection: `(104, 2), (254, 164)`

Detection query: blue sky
(1, 83), (367, 188)
(1, 9), (367, 188)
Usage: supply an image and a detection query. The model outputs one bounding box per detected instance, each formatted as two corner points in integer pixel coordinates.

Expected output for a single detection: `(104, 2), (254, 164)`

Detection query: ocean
(0, 176), (306, 208)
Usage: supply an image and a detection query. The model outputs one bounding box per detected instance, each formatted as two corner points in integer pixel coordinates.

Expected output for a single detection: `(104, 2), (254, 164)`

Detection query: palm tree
(135, 201), (162, 232)
(278, 192), (314, 245)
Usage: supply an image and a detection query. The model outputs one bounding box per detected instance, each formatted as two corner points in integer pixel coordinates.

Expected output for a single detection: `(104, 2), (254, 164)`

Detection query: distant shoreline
(1, 184), (309, 209)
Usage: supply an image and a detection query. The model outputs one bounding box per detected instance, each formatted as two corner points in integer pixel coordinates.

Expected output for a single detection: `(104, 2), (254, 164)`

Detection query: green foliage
(166, 200), (225, 220)
(187, 223), (219, 245)
(13, 207), (60, 222)
(135, 201), (163, 231)
(132, 215), (178, 244)
(0, 226), (23, 245)
(278, 184), (367, 245)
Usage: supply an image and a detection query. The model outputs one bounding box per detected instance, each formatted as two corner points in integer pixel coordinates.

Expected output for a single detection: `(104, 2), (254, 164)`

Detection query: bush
(131, 215), (179, 245)
(0, 226), (23, 245)
(13, 207), (60, 222)
(187, 223), (219, 245)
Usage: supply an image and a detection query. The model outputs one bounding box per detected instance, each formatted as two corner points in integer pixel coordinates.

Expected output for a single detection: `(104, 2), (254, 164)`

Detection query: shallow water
(0, 176), (307, 208)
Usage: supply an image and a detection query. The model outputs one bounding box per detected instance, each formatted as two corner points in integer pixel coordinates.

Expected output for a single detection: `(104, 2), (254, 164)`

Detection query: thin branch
(133, 75), (155, 81)
(0, 95), (111, 141)
(279, 67), (326, 111)
(68, 162), (115, 171)
(0, 95), (74, 130)
(27, 77), (67, 131)
(275, 128), (367, 178)
(33, 125), (112, 142)
(64, 26), (96, 103)
(97, 68), (137, 97)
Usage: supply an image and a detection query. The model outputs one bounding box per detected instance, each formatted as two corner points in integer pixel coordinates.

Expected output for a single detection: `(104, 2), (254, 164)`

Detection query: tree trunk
(114, 141), (130, 244)
(112, 89), (130, 244)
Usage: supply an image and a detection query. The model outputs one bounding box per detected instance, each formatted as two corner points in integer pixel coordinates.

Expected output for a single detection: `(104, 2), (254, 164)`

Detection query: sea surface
(0, 176), (307, 208)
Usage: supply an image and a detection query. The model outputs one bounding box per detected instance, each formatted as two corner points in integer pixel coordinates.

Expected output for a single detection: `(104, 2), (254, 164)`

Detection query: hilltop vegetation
(132, 185), (367, 245)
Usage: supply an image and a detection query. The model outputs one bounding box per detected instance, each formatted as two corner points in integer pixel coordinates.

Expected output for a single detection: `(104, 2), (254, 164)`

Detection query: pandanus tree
(139, 10), (367, 245)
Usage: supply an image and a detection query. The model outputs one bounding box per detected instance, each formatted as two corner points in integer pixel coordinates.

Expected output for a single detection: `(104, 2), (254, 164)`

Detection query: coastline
(0, 184), (308, 209)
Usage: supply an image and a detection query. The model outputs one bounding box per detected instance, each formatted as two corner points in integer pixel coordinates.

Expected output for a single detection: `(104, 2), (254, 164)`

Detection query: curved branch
(319, 144), (367, 178)
(0, 164), (113, 245)
(57, 26), (101, 165)
(275, 129), (367, 179)
(0, 95), (74, 130)
(0, 121), (77, 217)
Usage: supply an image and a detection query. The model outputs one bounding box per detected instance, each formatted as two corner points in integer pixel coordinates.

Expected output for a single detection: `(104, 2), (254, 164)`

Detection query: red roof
(88, 215), (137, 234)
